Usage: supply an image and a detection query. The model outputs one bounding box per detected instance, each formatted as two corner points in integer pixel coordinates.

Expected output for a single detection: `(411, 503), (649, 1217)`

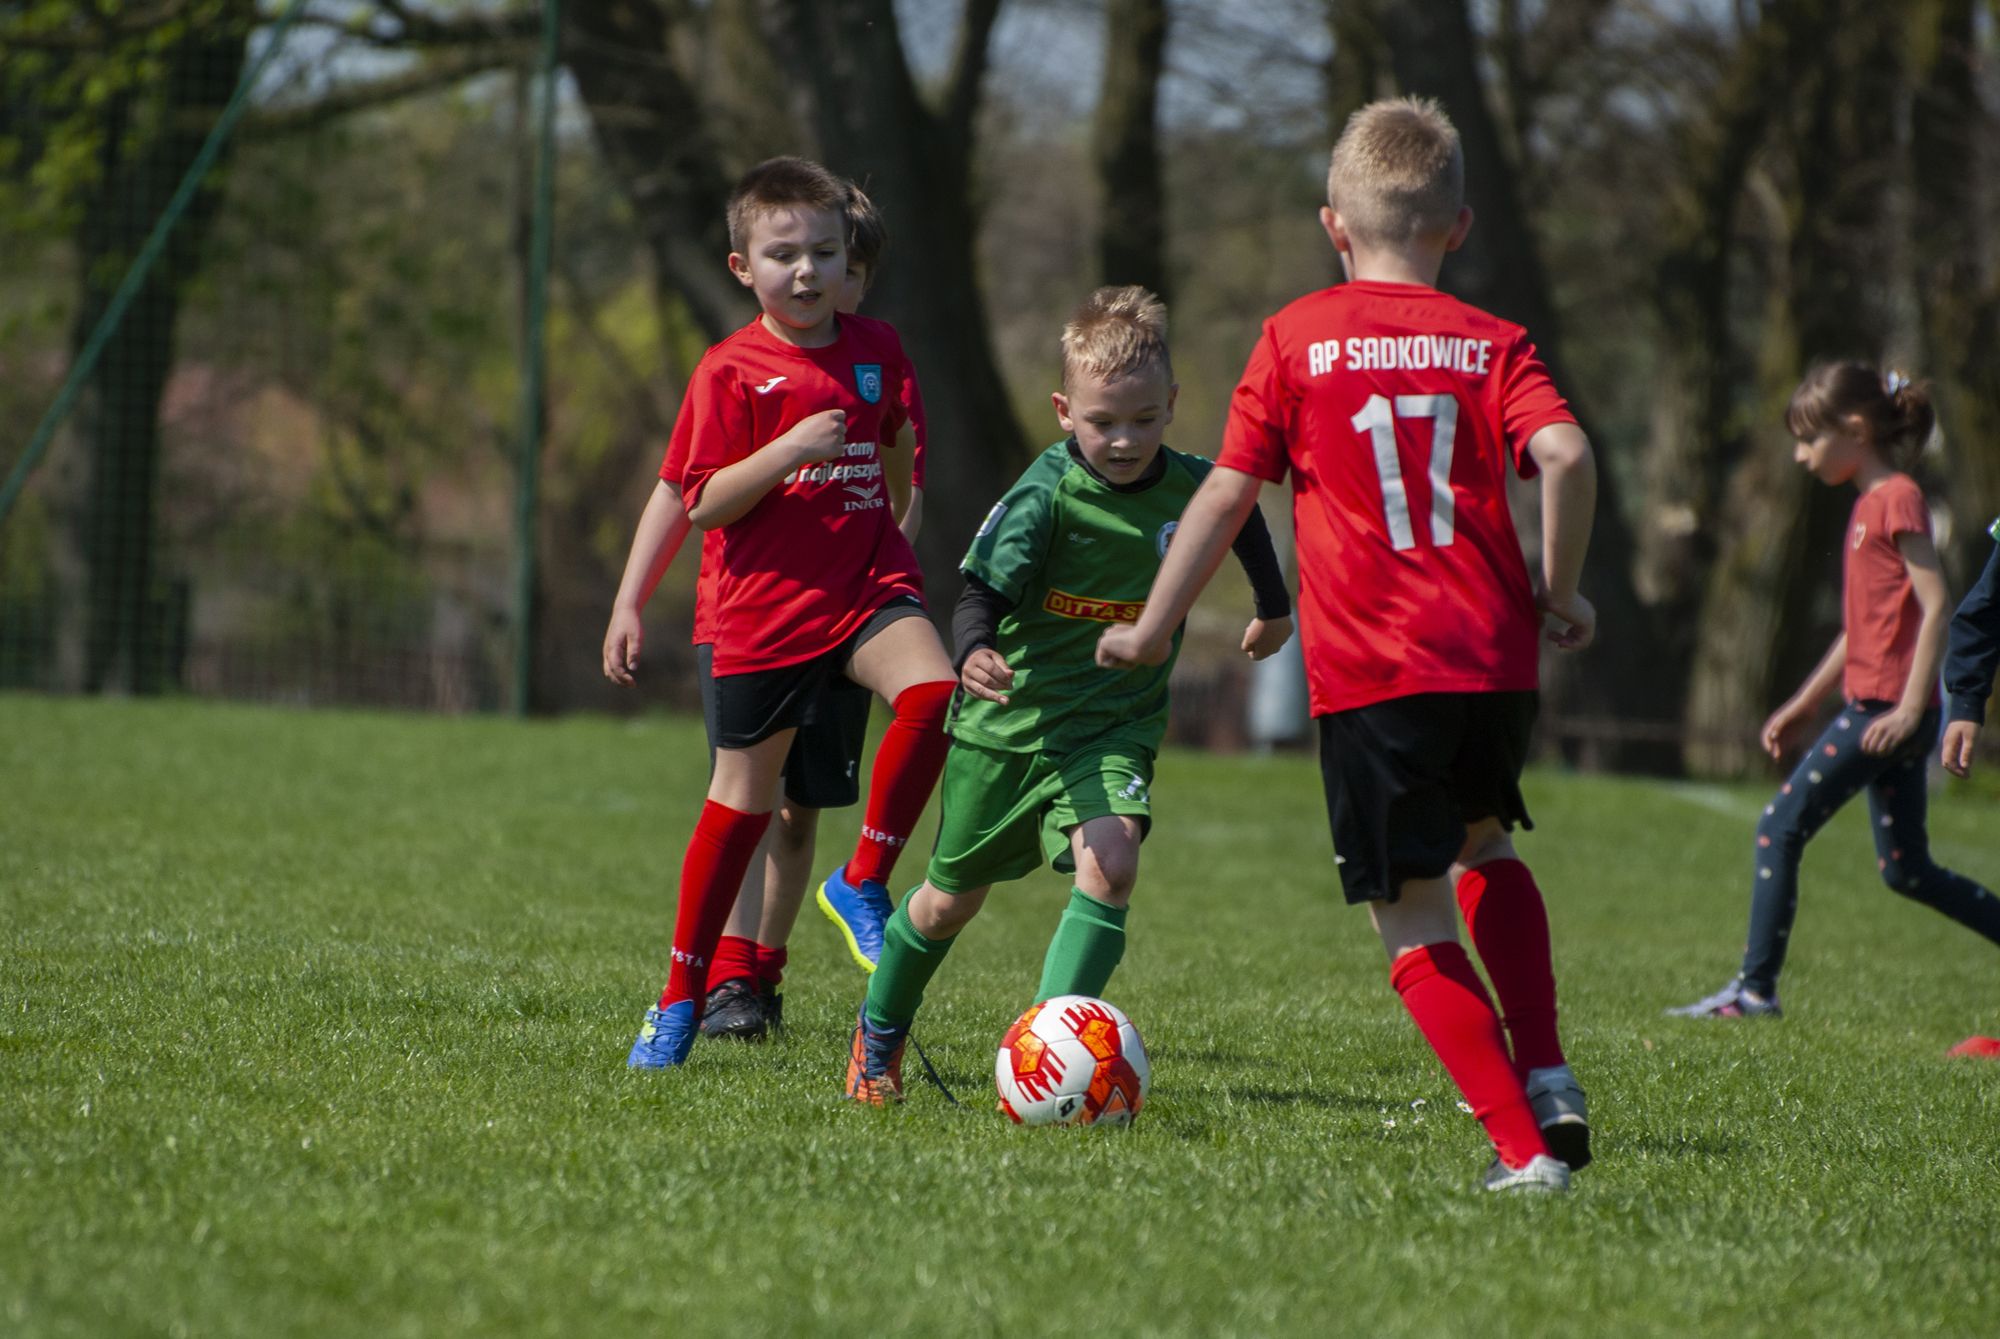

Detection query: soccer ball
(995, 994), (1149, 1126)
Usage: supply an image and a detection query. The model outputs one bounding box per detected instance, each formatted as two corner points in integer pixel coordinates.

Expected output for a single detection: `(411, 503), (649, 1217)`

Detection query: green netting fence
(0, 0), (603, 715)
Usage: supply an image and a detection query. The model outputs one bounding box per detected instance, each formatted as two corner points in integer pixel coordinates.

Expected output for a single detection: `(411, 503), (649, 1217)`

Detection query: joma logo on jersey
(1042, 588), (1144, 624)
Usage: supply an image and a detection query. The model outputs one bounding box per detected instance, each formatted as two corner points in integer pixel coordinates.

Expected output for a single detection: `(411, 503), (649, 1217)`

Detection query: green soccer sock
(864, 899), (958, 1030)
(1035, 887), (1129, 1003)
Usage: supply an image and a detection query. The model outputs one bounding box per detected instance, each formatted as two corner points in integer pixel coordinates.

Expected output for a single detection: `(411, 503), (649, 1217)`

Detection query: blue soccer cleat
(817, 866), (894, 972)
(626, 1000), (698, 1069)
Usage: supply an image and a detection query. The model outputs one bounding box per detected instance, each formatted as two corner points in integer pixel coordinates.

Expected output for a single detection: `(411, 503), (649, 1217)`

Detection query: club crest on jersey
(1156, 520), (1179, 558)
(853, 363), (884, 404)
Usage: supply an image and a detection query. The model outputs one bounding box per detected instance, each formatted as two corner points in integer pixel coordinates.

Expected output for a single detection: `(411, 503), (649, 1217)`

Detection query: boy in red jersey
(619, 157), (955, 1069)
(603, 182), (923, 1044)
(1099, 98), (1599, 1192)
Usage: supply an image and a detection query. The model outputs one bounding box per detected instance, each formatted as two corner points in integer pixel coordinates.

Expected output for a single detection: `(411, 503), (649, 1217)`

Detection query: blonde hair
(1327, 96), (1464, 246)
(1060, 285), (1171, 387)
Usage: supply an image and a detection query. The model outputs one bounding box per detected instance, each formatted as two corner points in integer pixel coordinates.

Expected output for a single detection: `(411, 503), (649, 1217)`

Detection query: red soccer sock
(844, 680), (953, 888)
(1456, 859), (1566, 1077)
(1390, 942), (1549, 1169)
(709, 934), (760, 993)
(754, 943), (788, 989)
(659, 801), (773, 1013)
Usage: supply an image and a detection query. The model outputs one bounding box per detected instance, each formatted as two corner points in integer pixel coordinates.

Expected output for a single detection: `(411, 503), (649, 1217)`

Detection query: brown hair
(1784, 361), (1937, 469)
(726, 156), (848, 254)
(844, 180), (887, 285)
(1061, 285), (1171, 387)
(1327, 96), (1464, 246)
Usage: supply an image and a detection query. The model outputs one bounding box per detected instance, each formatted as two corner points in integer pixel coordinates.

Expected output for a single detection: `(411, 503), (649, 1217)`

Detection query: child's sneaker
(1524, 1064), (1591, 1171)
(698, 978), (768, 1042)
(843, 1008), (908, 1105)
(1665, 976), (1781, 1019)
(818, 866), (894, 971)
(626, 1000), (698, 1069)
(1481, 1153), (1571, 1194)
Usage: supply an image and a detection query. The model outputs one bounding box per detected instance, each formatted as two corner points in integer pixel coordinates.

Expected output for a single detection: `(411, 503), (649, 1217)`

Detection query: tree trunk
(1324, 0), (1390, 150)
(1636, 2), (1808, 767)
(562, 0), (746, 346)
(1095, 0), (1170, 299)
(1687, 0), (1902, 773)
(1376, 0), (1668, 771)
(1910, 0), (2000, 585)
(758, 0), (1028, 609)
(64, 22), (249, 695)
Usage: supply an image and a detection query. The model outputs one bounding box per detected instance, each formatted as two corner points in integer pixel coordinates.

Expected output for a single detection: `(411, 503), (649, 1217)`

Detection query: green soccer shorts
(924, 735), (1155, 894)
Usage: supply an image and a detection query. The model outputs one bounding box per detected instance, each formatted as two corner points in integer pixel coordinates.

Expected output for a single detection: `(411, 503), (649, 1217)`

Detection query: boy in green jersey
(844, 286), (1295, 1104)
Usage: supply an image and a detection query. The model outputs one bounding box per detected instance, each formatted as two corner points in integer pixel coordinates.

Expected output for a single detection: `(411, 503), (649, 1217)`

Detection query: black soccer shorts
(1315, 690), (1537, 905)
(697, 596), (925, 804)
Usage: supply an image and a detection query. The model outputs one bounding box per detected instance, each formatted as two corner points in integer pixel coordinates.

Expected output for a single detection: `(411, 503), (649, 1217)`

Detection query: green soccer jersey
(953, 440), (1212, 756)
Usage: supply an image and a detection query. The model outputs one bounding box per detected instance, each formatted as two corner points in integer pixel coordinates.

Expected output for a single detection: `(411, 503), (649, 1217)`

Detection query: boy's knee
(1454, 818), (1516, 870)
(1071, 819), (1142, 902)
(1081, 858), (1138, 904)
(774, 802), (818, 853)
(909, 881), (983, 938)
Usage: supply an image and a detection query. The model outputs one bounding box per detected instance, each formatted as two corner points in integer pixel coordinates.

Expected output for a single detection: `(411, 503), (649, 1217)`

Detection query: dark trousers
(1741, 700), (2000, 996)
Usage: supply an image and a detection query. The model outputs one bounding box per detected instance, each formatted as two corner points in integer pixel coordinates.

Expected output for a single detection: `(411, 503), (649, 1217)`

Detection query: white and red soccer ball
(995, 994), (1149, 1126)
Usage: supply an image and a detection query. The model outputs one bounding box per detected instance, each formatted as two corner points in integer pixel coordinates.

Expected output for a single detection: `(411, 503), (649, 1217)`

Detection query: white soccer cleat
(1482, 1153), (1572, 1194)
(1524, 1064), (1591, 1171)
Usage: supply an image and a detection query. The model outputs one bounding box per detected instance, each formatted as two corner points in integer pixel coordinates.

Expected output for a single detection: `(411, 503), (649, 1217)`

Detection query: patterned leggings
(1740, 700), (2000, 997)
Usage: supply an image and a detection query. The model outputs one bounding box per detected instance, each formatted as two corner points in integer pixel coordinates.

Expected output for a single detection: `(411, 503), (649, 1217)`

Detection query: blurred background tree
(3, 0), (1996, 774)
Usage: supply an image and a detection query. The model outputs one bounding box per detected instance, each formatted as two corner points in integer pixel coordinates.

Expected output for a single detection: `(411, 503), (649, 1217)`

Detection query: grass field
(5, 695), (1998, 1337)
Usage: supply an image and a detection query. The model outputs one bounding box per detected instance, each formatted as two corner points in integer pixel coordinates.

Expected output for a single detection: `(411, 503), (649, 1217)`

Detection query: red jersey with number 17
(1218, 281), (1575, 715)
(662, 314), (923, 676)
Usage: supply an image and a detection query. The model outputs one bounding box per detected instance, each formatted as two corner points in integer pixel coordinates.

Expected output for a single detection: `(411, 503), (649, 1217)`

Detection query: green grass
(4, 695), (1997, 1338)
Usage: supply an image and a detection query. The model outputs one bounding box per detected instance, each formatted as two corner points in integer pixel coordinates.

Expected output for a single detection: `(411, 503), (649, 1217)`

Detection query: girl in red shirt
(1671, 362), (2000, 1018)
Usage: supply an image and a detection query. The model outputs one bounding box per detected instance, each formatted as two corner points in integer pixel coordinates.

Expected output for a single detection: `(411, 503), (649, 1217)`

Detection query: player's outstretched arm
(1526, 422), (1598, 651)
(1228, 502), (1293, 661)
(603, 480), (692, 685)
(686, 409), (848, 530)
(1098, 465), (1262, 669)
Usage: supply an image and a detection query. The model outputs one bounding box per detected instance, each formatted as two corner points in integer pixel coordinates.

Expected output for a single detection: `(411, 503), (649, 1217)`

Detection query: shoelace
(908, 1035), (959, 1107)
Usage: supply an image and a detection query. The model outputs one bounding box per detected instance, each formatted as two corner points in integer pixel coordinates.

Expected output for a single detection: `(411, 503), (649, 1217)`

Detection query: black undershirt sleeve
(1229, 503), (1292, 621)
(952, 575), (1017, 671)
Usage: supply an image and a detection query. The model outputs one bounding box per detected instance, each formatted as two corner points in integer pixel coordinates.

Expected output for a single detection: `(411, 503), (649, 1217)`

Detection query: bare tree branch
(241, 47), (530, 138)
(940, 0), (1004, 142)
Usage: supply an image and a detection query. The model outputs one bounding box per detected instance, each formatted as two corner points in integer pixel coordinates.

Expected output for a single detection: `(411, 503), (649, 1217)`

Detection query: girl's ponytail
(1882, 371), (1936, 471)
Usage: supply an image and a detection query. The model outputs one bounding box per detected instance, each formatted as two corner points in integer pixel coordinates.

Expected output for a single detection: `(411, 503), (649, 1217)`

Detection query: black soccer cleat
(698, 978), (769, 1042)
